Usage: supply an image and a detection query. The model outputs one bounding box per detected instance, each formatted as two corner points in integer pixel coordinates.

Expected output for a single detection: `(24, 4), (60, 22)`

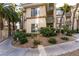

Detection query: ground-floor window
(31, 24), (38, 32)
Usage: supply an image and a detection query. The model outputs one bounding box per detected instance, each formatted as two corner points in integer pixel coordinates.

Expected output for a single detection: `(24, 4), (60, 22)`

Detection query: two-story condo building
(22, 3), (56, 33)
(21, 3), (79, 33)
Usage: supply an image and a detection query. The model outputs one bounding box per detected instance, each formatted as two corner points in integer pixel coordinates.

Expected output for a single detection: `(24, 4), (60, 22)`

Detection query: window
(31, 24), (35, 32)
(31, 8), (40, 17)
(31, 24), (38, 32)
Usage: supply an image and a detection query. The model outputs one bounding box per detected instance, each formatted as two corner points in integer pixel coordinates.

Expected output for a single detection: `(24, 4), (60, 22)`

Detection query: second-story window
(31, 7), (40, 17)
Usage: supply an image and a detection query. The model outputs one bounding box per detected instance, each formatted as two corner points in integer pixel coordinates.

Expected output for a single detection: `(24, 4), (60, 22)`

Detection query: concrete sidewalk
(0, 34), (79, 56)
(36, 34), (79, 56)
(44, 41), (79, 56)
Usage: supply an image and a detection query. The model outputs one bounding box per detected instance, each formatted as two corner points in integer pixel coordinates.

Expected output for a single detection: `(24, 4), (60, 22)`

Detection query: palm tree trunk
(64, 13), (67, 24)
(59, 12), (64, 32)
(8, 19), (11, 36)
(13, 21), (15, 31)
(0, 16), (3, 39)
(77, 20), (78, 31)
(0, 16), (3, 30)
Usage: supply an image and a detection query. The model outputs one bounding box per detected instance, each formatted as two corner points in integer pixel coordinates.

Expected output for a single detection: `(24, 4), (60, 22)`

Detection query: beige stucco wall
(38, 18), (46, 28)
(23, 5), (47, 33)
(26, 8), (31, 18)
(25, 5), (46, 18)
(39, 5), (46, 16)
(24, 18), (46, 33)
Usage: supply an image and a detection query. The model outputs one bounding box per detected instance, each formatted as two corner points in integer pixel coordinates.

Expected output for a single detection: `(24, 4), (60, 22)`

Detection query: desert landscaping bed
(13, 34), (75, 48)
(12, 27), (78, 48)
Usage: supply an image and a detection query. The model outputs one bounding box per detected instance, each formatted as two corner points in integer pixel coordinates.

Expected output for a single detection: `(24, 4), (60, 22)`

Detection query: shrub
(77, 29), (79, 33)
(40, 27), (57, 37)
(22, 29), (26, 33)
(13, 30), (20, 39)
(61, 28), (73, 36)
(32, 33), (38, 36)
(33, 40), (41, 46)
(48, 37), (57, 44)
(56, 29), (60, 33)
(13, 30), (28, 44)
(73, 29), (79, 33)
(61, 37), (69, 41)
(61, 29), (66, 34)
(66, 33), (72, 36)
(26, 33), (32, 37)
(19, 38), (28, 44)
(66, 30), (72, 36)
(61, 25), (72, 35)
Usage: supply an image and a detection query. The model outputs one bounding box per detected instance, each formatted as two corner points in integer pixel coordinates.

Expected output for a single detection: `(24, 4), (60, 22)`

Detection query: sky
(55, 0), (78, 7)
(15, 2), (77, 12)
(16, 3), (77, 7)
(56, 3), (77, 8)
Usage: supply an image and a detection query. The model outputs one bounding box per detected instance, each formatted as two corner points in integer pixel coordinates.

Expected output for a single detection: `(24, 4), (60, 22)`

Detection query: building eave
(21, 3), (46, 8)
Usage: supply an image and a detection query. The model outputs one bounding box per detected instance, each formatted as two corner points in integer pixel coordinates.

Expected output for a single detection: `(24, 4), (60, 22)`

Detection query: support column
(70, 8), (74, 30)
(53, 3), (56, 29)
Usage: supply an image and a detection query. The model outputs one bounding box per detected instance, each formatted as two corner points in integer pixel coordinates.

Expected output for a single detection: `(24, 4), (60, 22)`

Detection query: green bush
(13, 30), (20, 39)
(40, 27), (57, 37)
(22, 29), (26, 33)
(76, 29), (79, 33)
(26, 33), (32, 37)
(73, 29), (79, 33)
(66, 32), (72, 36)
(33, 40), (41, 46)
(56, 29), (60, 33)
(65, 29), (79, 36)
(61, 27), (73, 36)
(61, 29), (66, 34)
(61, 25), (72, 35)
(61, 37), (69, 41)
(19, 38), (28, 44)
(66, 33), (72, 36)
(48, 37), (57, 44)
(13, 30), (28, 44)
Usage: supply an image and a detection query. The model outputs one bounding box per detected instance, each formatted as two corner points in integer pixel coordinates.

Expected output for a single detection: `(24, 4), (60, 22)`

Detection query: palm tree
(4, 5), (20, 36)
(77, 11), (79, 31)
(11, 11), (20, 30)
(72, 3), (79, 30)
(59, 3), (71, 32)
(8, 4), (20, 31)
(0, 3), (5, 39)
(0, 3), (20, 37)
(77, 16), (79, 31)
(0, 4), (5, 30)
(4, 6), (12, 36)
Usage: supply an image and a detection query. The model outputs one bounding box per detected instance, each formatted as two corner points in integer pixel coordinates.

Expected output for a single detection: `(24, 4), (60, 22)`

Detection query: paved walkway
(38, 45), (47, 56)
(0, 37), (39, 56)
(45, 41), (79, 56)
(38, 34), (79, 56)
(0, 34), (79, 56)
